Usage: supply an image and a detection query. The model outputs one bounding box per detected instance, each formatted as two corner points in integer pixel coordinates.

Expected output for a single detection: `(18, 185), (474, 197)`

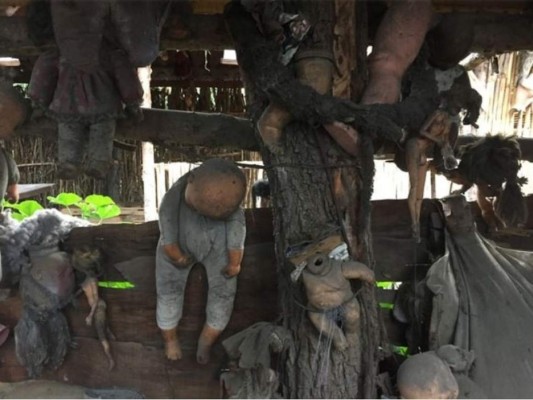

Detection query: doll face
(306, 253), (332, 276)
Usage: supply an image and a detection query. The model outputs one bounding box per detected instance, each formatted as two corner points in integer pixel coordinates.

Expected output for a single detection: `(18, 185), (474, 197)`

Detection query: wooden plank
(0, 337), (217, 399)
(2, 202), (532, 396)
(17, 183), (54, 200)
(0, 241), (277, 398)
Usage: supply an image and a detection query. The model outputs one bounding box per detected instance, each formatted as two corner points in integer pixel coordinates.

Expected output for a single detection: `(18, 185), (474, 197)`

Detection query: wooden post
(138, 66), (158, 221)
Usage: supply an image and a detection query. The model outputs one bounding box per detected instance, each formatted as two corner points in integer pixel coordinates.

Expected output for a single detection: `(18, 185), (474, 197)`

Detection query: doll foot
(196, 324), (222, 365)
(161, 328), (182, 361)
(57, 162), (81, 180)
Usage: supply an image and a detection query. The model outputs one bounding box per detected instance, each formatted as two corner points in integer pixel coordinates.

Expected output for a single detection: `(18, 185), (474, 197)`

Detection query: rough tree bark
(225, 2), (383, 398)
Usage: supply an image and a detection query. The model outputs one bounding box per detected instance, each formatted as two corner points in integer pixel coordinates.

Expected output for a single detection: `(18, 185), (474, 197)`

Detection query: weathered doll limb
(413, 159), (429, 242)
(197, 323), (223, 365)
(362, 0), (434, 105)
(156, 243), (192, 361)
(81, 277), (99, 326)
(223, 248), (244, 278)
(341, 260), (375, 283)
(256, 102), (292, 153)
(57, 121), (85, 180)
(161, 327), (182, 361)
(420, 109), (457, 170)
(477, 184), (505, 231)
(94, 299), (115, 370)
(6, 183), (19, 203)
(308, 310), (348, 351)
(323, 122), (360, 157)
(256, 48), (363, 156)
(224, 208), (246, 278)
(406, 137), (430, 241)
(200, 252), (239, 364)
(86, 119), (116, 180)
(343, 297), (362, 360)
(324, 0), (435, 155)
(163, 243), (194, 268)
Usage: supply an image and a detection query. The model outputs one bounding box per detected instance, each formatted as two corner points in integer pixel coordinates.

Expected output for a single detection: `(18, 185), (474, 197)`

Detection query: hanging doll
(156, 159), (246, 365)
(27, 0), (169, 179)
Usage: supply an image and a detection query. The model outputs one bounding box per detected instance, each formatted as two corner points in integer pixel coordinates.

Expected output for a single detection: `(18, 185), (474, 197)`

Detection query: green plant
(47, 193), (121, 223)
(2, 199), (44, 221)
(2, 192), (121, 223)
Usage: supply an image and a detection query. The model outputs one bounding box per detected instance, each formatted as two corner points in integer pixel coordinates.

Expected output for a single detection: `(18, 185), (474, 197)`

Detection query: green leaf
(10, 212), (24, 221)
(98, 281), (135, 289)
(376, 281), (395, 290)
(392, 345), (409, 357)
(17, 200), (43, 217)
(77, 202), (97, 220)
(84, 195), (115, 207)
(47, 192), (82, 207)
(3, 201), (21, 211)
(379, 302), (394, 310)
(96, 204), (121, 220)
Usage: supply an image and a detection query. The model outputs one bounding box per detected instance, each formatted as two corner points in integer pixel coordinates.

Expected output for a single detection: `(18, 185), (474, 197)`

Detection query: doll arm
(4, 148), (19, 186)
(223, 208), (246, 277)
(341, 260), (375, 284)
(158, 175), (190, 265)
(3, 148), (19, 203)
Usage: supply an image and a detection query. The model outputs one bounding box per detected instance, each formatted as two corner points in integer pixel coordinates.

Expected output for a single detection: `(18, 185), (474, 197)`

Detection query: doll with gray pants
(156, 173), (246, 364)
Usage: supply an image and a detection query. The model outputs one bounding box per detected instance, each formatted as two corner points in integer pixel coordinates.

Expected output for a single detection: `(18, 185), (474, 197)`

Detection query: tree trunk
(225, 2), (381, 398)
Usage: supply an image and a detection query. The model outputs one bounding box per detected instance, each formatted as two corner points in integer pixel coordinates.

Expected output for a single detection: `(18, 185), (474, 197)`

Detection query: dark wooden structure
(0, 197), (531, 398)
(2, 0), (533, 397)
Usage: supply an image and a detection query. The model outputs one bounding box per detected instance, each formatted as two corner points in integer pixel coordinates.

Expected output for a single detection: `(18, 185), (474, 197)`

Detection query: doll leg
(308, 310), (348, 351)
(57, 121), (86, 180)
(86, 119), (115, 180)
(198, 253), (237, 364)
(156, 242), (192, 360)
(342, 297), (361, 349)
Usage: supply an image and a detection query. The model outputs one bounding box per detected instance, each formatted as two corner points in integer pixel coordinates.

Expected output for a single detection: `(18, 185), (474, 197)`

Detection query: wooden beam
(150, 65), (242, 88)
(0, 14), (233, 57)
(15, 108), (533, 162)
(15, 108), (257, 150)
(3, 11), (533, 57)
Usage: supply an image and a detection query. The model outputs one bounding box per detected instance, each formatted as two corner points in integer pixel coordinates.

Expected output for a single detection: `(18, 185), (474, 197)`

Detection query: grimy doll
(156, 159), (247, 364)
(27, 0), (168, 180)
